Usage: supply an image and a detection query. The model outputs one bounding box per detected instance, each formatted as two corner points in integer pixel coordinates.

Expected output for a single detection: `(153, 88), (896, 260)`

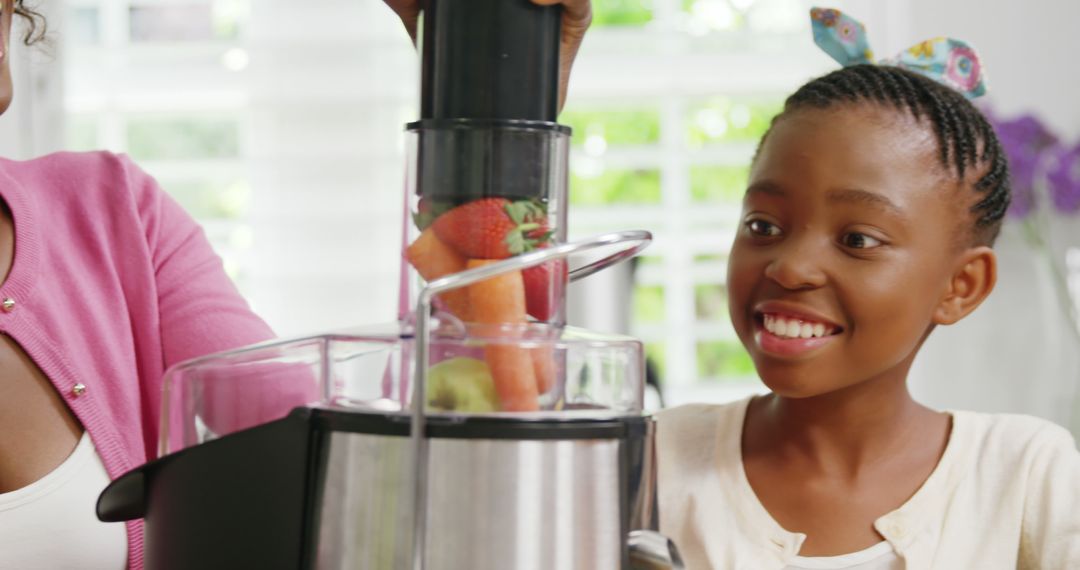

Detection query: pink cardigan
(0, 151), (275, 568)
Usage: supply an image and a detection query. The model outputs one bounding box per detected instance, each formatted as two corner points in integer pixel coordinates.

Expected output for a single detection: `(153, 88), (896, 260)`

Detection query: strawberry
(522, 256), (567, 321)
(432, 198), (548, 259)
(412, 197), (452, 231)
(525, 223), (555, 244)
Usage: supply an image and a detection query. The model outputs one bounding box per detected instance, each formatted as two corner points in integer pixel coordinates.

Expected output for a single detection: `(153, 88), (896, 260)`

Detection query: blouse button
(888, 521), (909, 538)
(72, 383), (87, 397)
(2, 298), (15, 312)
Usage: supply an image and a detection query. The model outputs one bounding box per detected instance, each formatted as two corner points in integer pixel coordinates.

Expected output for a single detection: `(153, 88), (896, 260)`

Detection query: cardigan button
(72, 383), (87, 397)
(1, 298), (14, 312)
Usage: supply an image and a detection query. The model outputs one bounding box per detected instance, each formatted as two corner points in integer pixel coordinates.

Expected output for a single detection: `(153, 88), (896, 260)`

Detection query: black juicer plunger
(413, 0), (563, 202)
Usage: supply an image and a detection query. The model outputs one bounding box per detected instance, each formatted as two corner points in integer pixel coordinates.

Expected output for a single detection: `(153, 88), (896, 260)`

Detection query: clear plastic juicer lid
(158, 232), (652, 457)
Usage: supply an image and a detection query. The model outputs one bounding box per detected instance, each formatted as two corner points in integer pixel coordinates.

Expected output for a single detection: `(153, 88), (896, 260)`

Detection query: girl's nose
(763, 240), (827, 290)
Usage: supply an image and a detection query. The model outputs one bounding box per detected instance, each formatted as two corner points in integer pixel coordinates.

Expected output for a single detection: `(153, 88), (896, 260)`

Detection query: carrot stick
(531, 347), (556, 395)
(466, 259), (539, 412)
(405, 228), (472, 321)
(485, 345), (540, 412)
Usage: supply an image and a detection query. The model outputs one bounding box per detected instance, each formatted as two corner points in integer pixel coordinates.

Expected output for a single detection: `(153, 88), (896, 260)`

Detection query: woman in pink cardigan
(0, 1), (591, 568)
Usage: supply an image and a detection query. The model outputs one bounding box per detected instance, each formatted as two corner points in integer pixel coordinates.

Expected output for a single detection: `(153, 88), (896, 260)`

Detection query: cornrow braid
(765, 64), (1011, 246)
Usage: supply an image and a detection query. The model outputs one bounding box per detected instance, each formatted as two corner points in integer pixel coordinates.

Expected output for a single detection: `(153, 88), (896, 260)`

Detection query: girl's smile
(753, 301), (844, 359)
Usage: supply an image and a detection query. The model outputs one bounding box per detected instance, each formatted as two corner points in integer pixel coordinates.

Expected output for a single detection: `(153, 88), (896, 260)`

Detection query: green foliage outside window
(637, 255), (664, 267)
(690, 165), (749, 203)
(697, 339), (755, 379)
(633, 285), (665, 323)
(212, 0), (249, 39)
(127, 118), (240, 161)
(592, 0), (653, 27)
(66, 116), (99, 152)
(686, 98), (781, 146)
(693, 252), (726, 264)
(164, 179), (250, 221)
(694, 283), (728, 321)
(560, 108), (661, 147)
(680, 0), (747, 31)
(570, 169), (662, 205)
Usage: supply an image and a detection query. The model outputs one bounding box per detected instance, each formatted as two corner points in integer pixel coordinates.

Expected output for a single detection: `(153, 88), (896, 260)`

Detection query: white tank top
(785, 541), (902, 569)
(0, 432), (128, 569)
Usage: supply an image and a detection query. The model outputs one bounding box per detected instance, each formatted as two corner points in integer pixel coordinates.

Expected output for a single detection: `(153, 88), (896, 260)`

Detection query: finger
(383, 0), (421, 43)
(531, 0), (592, 26)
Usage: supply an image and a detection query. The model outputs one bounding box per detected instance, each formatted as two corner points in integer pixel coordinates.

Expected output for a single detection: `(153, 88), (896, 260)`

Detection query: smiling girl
(656, 9), (1080, 570)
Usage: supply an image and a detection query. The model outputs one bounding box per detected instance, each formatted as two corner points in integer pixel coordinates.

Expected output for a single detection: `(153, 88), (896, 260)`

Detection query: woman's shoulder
(1, 150), (148, 200)
(4, 149), (133, 175)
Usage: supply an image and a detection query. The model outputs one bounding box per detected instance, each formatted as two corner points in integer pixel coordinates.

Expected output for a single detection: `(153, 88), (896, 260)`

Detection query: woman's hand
(383, 0), (592, 111)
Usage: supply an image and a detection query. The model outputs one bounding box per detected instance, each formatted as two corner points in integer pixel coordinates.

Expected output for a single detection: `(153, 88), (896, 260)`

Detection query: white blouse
(656, 397), (1080, 569)
(0, 432), (128, 569)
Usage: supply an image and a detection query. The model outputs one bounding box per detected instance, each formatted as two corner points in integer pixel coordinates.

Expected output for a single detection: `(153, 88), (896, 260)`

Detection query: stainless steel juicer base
(318, 432), (626, 569)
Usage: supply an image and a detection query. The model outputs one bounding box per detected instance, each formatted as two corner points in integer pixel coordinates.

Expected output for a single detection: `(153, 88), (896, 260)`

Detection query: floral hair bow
(810, 7), (987, 99)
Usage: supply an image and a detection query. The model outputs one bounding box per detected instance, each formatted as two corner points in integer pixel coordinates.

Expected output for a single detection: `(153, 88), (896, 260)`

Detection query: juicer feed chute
(402, 0), (571, 332)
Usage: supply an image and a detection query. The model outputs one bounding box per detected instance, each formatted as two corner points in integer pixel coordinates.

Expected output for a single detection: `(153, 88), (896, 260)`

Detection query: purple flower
(1047, 143), (1080, 214)
(988, 113), (1059, 218)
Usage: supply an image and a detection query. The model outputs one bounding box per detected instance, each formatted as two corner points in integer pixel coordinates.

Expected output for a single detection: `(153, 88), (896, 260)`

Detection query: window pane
(66, 116), (100, 152)
(690, 165), (749, 203)
(682, 0), (745, 33)
(693, 252), (726, 264)
(212, 0), (250, 39)
(694, 283), (728, 321)
(633, 284), (665, 323)
(593, 0), (653, 27)
(696, 339), (755, 380)
(570, 169), (662, 205)
(126, 117), (240, 160)
(561, 108), (661, 148)
(130, 5), (215, 42)
(686, 98), (781, 146)
(637, 255), (664, 267)
(162, 179), (250, 221)
(129, 2), (245, 43)
(69, 6), (101, 45)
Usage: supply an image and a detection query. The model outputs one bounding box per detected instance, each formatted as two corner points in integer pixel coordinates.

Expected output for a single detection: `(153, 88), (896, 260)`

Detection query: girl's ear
(933, 246), (997, 325)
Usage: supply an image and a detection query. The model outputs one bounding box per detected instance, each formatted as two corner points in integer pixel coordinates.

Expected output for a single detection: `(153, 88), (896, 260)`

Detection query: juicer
(97, 1), (683, 568)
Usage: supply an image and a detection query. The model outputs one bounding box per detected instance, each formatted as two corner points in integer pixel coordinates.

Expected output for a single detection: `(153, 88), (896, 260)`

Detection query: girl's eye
(841, 232), (883, 249)
(747, 219), (781, 237)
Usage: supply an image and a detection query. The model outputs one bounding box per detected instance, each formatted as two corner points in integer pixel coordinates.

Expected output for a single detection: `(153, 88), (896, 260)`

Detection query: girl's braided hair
(763, 64), (1011, 246)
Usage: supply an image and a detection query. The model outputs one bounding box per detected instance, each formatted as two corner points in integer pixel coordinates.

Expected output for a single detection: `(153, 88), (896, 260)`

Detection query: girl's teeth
(785, 320), (800, 338)
(761, 314), (834, 339)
